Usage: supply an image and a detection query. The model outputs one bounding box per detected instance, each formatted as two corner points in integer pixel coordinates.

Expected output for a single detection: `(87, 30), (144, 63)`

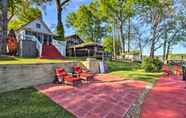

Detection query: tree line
(66, 0), (186, 61)
(6, 0), (186, 61)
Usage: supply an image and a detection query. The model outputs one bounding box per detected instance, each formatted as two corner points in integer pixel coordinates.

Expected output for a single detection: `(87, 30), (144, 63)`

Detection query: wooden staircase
(41, 43), (64, 59)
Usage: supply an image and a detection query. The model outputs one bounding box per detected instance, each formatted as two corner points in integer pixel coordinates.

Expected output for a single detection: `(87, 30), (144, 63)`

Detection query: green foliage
(84, 38), (94, 43)
(66, 1), (109, 42)
(56, 24), (65, 41)
(8, 0), (42, 30)
(142, 57), (163, 72)
(8, 19), (25, 30)
(122, 50), (140, 55)
(102, 36), (113, 53)
(99, 0), (135, 22)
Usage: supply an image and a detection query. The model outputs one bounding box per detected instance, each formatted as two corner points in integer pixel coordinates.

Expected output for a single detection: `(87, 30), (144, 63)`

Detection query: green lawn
(0, 56), (86, 65)
(107, 61), (162, 84)
(0, 88), (73, 118)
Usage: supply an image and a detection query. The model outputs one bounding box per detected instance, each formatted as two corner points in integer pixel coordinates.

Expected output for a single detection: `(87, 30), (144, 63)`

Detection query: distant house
(16, 16), (65, 58)
(65, 34), (104, 57)
(65, 34), (84, 56)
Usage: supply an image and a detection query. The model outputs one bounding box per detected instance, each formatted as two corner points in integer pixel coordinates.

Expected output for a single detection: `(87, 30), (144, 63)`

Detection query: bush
(142, 57), (163, 72)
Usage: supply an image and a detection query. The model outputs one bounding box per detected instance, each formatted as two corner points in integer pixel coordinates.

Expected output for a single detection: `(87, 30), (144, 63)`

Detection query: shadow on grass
(0, 56), (17, 61)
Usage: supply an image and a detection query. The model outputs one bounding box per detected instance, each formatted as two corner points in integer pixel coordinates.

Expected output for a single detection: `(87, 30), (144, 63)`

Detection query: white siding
(22, 18), (51, 34)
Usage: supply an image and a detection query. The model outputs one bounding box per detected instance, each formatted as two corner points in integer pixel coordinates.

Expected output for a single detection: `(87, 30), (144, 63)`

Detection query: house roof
(16, 16), (54, 35)
(69, 42), (103, 49)
(65, 34), (83, 41)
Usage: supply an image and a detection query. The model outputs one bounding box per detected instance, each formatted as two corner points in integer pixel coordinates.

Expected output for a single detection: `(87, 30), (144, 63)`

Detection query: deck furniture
(73, 66), (95, 81)
(162, 64), (172, 76)
(173, 64), (183, 76)
(55, 67), (81, 86)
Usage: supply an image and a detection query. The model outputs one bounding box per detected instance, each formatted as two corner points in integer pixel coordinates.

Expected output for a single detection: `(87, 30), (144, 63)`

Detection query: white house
(16, 16), (66, 58)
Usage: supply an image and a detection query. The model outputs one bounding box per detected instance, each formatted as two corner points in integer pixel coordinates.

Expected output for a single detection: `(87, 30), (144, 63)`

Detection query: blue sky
(42, 0), (91, 36)
(41, 0), (185, 55)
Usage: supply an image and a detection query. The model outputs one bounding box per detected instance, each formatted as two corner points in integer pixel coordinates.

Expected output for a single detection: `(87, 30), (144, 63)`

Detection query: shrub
(142, 57), (163, 72)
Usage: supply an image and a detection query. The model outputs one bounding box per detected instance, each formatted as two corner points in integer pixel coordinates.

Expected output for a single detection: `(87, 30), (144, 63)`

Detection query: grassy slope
(107, 61), (162, 83)
(0, 88), (73, 118)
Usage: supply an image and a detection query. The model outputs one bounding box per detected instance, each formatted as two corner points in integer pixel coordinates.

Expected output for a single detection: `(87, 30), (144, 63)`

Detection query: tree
(100, 0), (135, 54)
(102, 36), (113, 53)
(55, 0), (70, 41)
(137, 0), (173, 58)
(0, 0), (8, 55)
(8, 0), (42, 30)
(67, 1), (109, 42)
(133, 23), (148, 60)
(159, 0), (186, 61)
(8, 0), (42, 22)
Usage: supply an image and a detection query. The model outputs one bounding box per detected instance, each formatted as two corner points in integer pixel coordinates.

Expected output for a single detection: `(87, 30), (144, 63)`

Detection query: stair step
(41, 44), (64, 59)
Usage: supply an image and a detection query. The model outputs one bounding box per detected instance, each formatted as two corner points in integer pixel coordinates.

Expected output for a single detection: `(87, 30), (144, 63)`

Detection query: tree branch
(60, 0), (70, 8)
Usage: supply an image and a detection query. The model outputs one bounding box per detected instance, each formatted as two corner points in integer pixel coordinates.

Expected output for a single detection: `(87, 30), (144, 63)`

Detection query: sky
(41, 0), (185, 55)
(42, 0), (91, 36)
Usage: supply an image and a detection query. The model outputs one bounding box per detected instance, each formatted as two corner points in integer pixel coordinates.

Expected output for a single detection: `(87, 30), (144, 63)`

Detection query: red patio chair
(162, 64), (172, 76)
(55, 67), (82, 86)
(173, 64), (183, 76)
(73, 66), (95, 81)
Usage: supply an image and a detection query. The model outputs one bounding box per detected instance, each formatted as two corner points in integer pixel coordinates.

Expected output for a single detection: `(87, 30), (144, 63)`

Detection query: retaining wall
(0, 61), (81, 93)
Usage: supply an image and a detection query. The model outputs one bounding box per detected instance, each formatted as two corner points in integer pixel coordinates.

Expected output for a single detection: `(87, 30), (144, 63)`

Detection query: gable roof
(16, 16), (53, 35)
(69, 42), (103, 49)
(65, 34), (83, 42)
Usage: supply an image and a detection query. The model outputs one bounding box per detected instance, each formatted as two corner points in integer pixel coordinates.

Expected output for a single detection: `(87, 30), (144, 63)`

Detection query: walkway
(36, 75), (145, 118)
(141, 75), (186, 118)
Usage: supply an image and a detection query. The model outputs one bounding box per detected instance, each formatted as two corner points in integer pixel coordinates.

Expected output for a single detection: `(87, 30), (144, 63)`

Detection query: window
(37, 35), (41, 42)
(36, 23), (41, 29)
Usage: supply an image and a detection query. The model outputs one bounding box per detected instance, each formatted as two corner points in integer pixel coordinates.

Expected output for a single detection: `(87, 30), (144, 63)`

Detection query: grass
(0, 88), (73, 118)
(0, 56), (86, 65)
(109, 69), (162, 83)
(106, 60), (162, 84)
(107, 60), (141, 72)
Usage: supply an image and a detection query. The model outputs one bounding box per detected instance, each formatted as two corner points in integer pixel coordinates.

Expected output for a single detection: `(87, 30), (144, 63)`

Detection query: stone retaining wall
(0, 61), (81, 93)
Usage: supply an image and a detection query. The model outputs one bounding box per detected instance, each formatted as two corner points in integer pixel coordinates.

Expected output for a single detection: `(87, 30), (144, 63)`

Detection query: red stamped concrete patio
(36, 75), (145, 118)
(141, 75), (186, 118)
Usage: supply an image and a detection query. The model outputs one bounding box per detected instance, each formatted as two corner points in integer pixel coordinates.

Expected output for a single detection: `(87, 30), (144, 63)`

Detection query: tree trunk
(162, 29), (168, 61)
(163, 39), (167, 61)
(55, 0), (65, 41)
(120, 21), (125, 54)
(150, 27), (156, 58)
(150, 38), (155, 58)
(165, 41), (171, 61)
(138, 38), (143, 60)
(128, 18), (131, 53)
(0, 0), (8, 55)
(112, 23), (116, 58)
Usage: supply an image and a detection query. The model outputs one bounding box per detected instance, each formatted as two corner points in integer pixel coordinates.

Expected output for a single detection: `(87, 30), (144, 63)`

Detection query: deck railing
(52, 39), (66, 56)
(22, 35), (42, 57)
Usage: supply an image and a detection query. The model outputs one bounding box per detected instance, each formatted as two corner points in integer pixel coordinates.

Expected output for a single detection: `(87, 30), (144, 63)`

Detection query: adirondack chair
(162, 64), (172, 76)
(55, 67), (81, 86)
(73, 66), (95, 81)
(173, 64), (183, 76)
